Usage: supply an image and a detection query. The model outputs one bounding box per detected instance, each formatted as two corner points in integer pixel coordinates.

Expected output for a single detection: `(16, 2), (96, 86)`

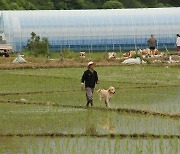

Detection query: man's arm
(96, 72), (99, 84)
(176, 38), (180, 45)
(81, 71), (86, 84)
(147, 39), (150, 45)
(81, 71), (86, 90)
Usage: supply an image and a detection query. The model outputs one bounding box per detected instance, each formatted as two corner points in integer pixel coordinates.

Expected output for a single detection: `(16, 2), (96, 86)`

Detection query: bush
(61, 49), (79, 59)
(26, 32), (50, 57)
(103, 0), (124, 9)
(131, 53), (143, 59)
(132, 53), (151, 64)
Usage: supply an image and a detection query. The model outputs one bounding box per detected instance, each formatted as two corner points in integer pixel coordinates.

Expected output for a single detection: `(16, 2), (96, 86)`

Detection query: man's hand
(81, 83), (85, 91)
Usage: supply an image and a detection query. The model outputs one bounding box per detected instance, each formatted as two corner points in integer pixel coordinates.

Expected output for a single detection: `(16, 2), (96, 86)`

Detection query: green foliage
(131, 53), (151, 64)
(0, 0), (9, 10)
(121, 0), (145, 8)
(143, 58), (151, 64)
(9, 3), (23, 10)
(103, 0), (124, 9)
(131, 53), (143, 59)
(27, 32), (50, 56)
(61, 48), (79, 59)
(15, 0), (37, 10)
(0, 0), (52, 10)
(155, 3), (169, 7)
(0, 0), (179, 10)
(139, 0), (158, 7)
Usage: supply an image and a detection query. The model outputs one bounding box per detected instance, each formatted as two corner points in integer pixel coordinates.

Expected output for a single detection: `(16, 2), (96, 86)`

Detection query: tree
(103, 0), (124, 9)
(139, 0), (158, 7)
(41, 37), (50, 56)
(121, 0), (145, 8)
(9, 2), (23, 10)
(28, 0), (54, 10)
(167, 0), (180, 6)
(0, 0), (179, 10)
(27, 32), (50, 56)
(81, 1), (97, 9)
(52, 0), (84, 10)
(155, 3), (167, 7)
(56, 2), (68, 10)
(0, 0), (9, 10)
(15, 0), (37, 10)
(25, 2), (37, 10)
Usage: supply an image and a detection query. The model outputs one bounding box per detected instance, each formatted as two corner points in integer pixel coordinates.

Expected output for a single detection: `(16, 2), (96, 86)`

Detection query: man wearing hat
(81, 61), (99, 107)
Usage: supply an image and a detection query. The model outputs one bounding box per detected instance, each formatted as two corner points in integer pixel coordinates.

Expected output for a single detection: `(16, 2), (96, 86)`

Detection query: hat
(88, 61), (94, 66)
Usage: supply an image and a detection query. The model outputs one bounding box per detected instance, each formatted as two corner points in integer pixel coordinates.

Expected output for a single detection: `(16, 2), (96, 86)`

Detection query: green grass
(16, 50), (126, 61)
(0, 65), (180, 112)
(0, 65), (179, 153)
(21, 50), (180, 59)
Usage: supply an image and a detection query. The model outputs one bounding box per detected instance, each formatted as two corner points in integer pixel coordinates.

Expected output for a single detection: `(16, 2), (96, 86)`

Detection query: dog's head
(108, 87), (115, 94)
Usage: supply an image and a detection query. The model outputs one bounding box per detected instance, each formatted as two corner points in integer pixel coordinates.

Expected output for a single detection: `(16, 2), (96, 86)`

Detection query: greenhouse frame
(0, 8), (180, 52)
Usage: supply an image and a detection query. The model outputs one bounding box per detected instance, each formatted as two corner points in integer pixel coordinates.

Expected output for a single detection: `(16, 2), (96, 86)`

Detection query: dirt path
(0, 58), (180, 70)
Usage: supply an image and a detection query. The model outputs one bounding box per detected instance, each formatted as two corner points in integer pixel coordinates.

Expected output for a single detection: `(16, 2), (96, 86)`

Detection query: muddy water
(0, 105), (179, 135)
(0, 87), (179, 153)
(0, 105), (179, 153)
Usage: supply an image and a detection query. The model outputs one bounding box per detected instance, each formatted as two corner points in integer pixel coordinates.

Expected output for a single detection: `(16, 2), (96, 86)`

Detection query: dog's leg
(106, 99), (111, 108)
(99, 97), (102, 107)
(105, 100), (107, 107)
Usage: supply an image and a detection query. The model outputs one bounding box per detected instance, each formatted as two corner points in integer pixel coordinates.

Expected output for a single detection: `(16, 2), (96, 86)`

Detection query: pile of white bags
(13, 55), (27, 63)
(122, 57), (146, 64)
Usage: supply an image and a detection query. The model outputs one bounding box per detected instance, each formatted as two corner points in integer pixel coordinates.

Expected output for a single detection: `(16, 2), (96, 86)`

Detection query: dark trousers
(149, 46), (155, 50)
(85, 87), (94, 107)
(177, 46), (180, 51)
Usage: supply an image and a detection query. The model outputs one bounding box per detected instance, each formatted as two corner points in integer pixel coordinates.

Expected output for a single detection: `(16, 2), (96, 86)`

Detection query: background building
(0, 8), (180, 52)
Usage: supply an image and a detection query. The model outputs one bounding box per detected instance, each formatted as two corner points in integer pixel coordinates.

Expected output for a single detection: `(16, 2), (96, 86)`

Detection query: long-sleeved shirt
(176, 37), (180, 46)
(81, 69), (98, 88)
(147, 38), (157, 47)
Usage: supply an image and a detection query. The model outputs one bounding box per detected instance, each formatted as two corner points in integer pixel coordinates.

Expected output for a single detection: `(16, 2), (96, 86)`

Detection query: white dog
(80, 52), (85, 58)
(108, 52), (116, 59)
(97, 87), (115, 108)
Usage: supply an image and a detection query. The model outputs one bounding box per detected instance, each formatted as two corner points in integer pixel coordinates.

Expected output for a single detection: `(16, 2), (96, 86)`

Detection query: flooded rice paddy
(0, 66), (179, 153)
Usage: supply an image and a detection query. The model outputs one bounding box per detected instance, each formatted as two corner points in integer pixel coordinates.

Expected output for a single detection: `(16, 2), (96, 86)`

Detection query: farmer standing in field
(147, 35), (157, 53)
(176, 34), (180, 51)
(81, 61), (98, 108)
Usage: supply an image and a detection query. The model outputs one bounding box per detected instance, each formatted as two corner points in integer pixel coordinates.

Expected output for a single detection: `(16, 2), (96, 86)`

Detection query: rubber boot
(90, 101), (93, 106)
(86, 101), (90, 108)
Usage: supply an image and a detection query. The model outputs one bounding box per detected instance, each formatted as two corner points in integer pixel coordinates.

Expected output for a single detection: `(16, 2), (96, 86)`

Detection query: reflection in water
(85, 110), (97, 135)
(98, 112), (116, 134)
(85, 110), (116, 134)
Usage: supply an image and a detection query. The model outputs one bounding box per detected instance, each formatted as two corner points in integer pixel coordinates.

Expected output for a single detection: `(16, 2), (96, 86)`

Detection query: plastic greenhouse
(0, 8), (180, 52)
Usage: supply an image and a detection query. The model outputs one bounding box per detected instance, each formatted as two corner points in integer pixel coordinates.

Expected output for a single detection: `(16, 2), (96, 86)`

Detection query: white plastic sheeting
(13, 55), (27, 63)
(0, 8), (180, 51)
(122, 57), (146, 64)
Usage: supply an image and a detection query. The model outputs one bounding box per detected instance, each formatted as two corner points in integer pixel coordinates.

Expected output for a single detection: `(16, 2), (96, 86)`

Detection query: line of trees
(0, 0), (179, 10)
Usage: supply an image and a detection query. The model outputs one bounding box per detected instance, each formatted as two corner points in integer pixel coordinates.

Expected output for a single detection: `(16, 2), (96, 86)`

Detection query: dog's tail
(97, 89), (101, 93)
